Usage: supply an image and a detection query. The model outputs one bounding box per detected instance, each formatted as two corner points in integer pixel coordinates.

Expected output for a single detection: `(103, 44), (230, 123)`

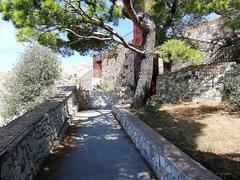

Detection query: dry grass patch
(133, 101), (240, 180)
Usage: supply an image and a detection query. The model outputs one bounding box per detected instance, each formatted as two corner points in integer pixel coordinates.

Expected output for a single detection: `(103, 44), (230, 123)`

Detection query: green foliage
(215, 1), (240, 64)
(0, 0), (124, 56)
(0, 0), (231, 55)
(225, 0), (240, 30)
(223, 1), (240, 46)
(151, 0), (230, 45)
(156, 39), (204, 66)
(1, 44), (60, 120)
(221, 64), (240, 110)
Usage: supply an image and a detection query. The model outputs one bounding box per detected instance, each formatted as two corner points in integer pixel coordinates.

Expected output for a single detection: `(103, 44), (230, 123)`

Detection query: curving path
(35, 109), (156, 180)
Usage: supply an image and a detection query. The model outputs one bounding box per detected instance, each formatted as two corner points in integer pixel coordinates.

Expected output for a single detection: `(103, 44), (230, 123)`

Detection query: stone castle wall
(93, 56), (102, 78)
(99, 18), (227, 98)
(101, 19), (225, 82)
(79, 45), (137, 91)
(101, 45), (136, 91)
(79, 69), (93, 89)
(184, 18), (224, 60)
(156, 63), (234, 103)
(0, 86), (78, 180)
(132, 25), (143, 46)
(172, 18), (225, 72)
(184, 18), (224, 41)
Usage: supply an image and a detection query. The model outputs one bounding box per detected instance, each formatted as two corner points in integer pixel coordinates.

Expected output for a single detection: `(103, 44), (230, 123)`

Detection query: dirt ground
(134, 101), (240, 180)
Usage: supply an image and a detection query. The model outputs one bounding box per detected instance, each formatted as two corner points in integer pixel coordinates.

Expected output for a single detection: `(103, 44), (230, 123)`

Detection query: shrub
(1, 44), (60, 122)
(221, 64), (240, 109)
(156, 39), (204, 66)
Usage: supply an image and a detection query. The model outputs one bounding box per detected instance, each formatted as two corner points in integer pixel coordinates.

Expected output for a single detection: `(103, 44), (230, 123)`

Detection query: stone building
(101, 45), (136, 91)
(132, 25), (143, 46)
(183, 17), (224, 56)
(100, 18), (226, 87)
(98, 24), (161, 93)
(172, 17), (225, 71)
(93, 55), (102, 78)
(80, 17), (226, 91)
(79, 56), (102, 89)
(79, 24), (144, 91)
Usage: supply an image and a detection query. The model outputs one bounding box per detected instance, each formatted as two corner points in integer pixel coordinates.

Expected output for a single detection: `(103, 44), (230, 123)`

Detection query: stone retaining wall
(88, 90), (132, 109)
(112, 106), (220, 180)
(76, 90), (133, 109)
(0, 86), (78, 180)
(156, 63), (234, 103)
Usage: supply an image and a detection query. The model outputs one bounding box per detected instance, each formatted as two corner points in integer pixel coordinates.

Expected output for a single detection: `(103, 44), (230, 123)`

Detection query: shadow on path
(35, 109), (156, 180)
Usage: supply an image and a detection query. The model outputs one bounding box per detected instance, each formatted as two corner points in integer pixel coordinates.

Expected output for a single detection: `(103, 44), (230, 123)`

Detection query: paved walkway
(35, 110), (156, 180)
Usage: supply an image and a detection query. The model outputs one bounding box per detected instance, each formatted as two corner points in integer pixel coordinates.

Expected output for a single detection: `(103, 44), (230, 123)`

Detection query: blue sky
(0, 16), (133, 72)
(0, 12), (219, 72)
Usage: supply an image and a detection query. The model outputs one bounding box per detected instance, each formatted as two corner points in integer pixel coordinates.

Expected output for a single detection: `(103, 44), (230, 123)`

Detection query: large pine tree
(0, 0), (230, 107)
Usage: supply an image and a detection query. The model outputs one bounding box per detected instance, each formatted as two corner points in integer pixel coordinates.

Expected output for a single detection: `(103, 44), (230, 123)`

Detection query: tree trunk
(131, 16), (156, 108)
(163, 61), (172, 73)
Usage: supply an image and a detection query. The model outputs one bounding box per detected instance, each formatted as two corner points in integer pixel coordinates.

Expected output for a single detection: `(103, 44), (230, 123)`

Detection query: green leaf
(156, 39), (204, 66)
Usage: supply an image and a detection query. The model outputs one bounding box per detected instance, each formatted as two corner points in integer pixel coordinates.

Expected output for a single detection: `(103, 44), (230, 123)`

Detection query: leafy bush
(224, 1), (240, 30)
(156, 39), (204, 66)
(1, 44), (60, 122)
(221, 64), (240, 109)
(217, 1), (240, 64)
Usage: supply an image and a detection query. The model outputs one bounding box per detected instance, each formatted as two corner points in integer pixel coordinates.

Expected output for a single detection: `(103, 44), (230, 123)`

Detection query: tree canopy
(147, 0), (230, 45)
(0, 0), (231, 55)
(213, 0), (240, 63)
(224, 0), (240, 49)
(0, 0), (134, 56)
(225, 0), (240, 30)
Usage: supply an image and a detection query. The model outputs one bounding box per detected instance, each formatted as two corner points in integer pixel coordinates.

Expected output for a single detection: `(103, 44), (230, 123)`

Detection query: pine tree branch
(123, 0), (145, 31)
(163, 0), (179, 30)
(64, 27), (145, 54)
(64, 28), (112, 41)
(64, 0), (145, 54)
